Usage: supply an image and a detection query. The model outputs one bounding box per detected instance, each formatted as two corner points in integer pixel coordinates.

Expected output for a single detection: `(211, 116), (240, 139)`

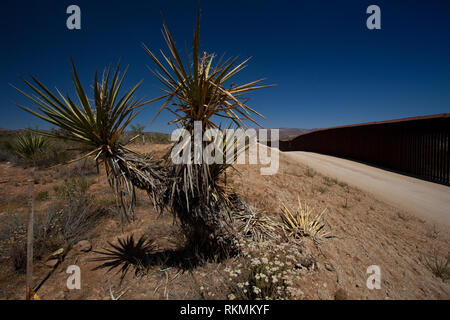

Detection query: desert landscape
(0, 1), (449, 304)
(0, 135), (449, 300)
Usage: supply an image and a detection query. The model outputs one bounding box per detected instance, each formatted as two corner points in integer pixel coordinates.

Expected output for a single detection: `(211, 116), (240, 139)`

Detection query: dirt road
(284, 151), (450, 226)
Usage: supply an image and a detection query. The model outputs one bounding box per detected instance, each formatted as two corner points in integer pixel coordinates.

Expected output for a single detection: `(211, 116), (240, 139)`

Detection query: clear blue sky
(1, 0), (449, 133)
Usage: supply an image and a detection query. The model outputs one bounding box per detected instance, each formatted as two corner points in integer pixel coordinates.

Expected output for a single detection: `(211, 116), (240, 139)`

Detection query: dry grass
(10, 243), (27, 272)
(424, 250), (450, 281)
(304, 167), (316, 177)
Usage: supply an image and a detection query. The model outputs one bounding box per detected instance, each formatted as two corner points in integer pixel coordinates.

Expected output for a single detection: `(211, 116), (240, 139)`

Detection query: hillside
(0, 142), (448, 300)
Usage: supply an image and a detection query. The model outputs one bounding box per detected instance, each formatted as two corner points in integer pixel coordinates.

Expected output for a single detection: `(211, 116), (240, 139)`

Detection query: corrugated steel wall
(279, 115), (450, 185)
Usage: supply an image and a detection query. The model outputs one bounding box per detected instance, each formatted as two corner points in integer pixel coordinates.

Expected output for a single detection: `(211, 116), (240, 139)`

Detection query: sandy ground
(285, 151), (450, 227)
(0, 143), (449, 300)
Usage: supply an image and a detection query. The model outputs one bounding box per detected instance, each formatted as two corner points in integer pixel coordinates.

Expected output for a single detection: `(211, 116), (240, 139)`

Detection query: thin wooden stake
(26, 168), (35, 300)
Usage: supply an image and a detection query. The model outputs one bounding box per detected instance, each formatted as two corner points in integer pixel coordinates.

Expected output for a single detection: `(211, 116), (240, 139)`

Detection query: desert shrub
(0, 212), (27, 271)
(315, 186), (327, 194)
(0, 150), (18, 163)
(57, 158), (98, 179)
(0, 213), (28, 271)
(35, 190), (49, 201)
(426, 225), (440, 239)
(145, 132), (171, 144)
(53, 177), (93, 199)
(0, 212), (26, 241)
(323, 177), (335, 186)
(424, 250), (450, 281)
(33, 177), (106, 259)
(323, 176), (347, 188)
(42, 142), (74, 165)
(337, 181), (348, 188)
(10, 242), (27, 272)
(0, 131), (17, 162)
(1, 179), (104, 269)
(223, 239), (304, 300)
(304, 167), (316, 178)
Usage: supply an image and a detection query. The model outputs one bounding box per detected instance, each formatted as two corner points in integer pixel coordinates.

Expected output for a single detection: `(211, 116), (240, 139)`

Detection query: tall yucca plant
(12, 60), (142, 154)
(11, 60), (168, 222)
(143, 10), (271, 130)
(143, 8), (272, 257)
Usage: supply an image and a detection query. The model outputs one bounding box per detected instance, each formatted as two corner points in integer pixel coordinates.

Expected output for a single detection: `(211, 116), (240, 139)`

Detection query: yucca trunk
(171, 173), (237, 257)
(176, 198), (237, 258)
(168, 129), (238, 258)
(104, 147), (170, 222)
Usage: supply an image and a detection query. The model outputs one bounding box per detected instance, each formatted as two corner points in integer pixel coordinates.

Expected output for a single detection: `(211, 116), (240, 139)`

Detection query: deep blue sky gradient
(1, 0), (449, 132)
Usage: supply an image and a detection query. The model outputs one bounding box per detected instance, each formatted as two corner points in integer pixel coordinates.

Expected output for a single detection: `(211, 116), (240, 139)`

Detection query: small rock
(334, 288), (348, 300)
(296, 255), (316, 269)
(73, 240), (92, 252)
(45, 259), (58, 268)
(324, 263), (335, 272)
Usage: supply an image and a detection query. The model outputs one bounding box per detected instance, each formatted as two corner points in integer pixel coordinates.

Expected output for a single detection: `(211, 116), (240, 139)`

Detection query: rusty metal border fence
(277, 114), (450, 185)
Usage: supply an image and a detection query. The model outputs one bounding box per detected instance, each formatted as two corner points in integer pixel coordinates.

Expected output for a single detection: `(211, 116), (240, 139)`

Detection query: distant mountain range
(1, 127), (315, 142)
(259, 128), (317, 141)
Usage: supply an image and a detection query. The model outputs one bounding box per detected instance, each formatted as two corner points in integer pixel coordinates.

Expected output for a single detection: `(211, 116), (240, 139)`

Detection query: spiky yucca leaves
(13, 132), (48, 162)
(92, 235), (156, 279)
(11, 61), (168, 221)
(143, 9), (272, 130)
(280, 198), (332, 242)
(206, 127), (249, 183)
(144, 10), (271, 257)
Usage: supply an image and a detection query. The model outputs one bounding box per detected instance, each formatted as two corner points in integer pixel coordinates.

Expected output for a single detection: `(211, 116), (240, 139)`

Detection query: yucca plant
(13, 132), (48, 163)
(11, 60), (169, 222)
(144, 9), (272, 257)
(280, 198), (332, 242)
